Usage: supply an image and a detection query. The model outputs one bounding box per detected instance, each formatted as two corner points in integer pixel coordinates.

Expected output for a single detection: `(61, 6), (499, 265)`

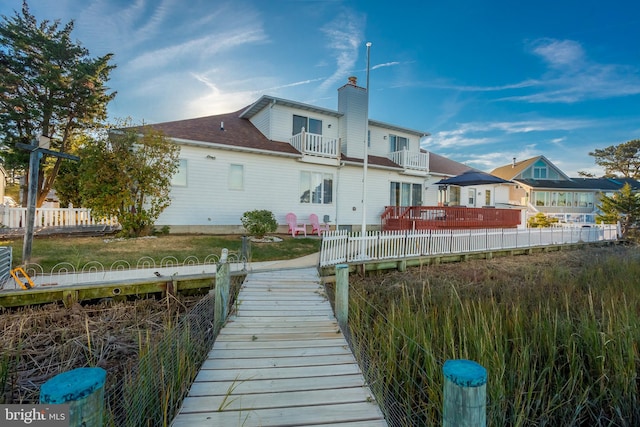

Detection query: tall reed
(347, 247), (640, 426)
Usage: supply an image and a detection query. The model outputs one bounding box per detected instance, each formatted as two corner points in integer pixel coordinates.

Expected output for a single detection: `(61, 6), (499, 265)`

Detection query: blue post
(40, 367), (107, 427)
(442, 359), (487, 426)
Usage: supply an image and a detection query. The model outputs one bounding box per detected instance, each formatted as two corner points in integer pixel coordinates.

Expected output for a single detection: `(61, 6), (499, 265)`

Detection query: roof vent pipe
(512, 157), (516, 168)
(220, 121), (224, 131)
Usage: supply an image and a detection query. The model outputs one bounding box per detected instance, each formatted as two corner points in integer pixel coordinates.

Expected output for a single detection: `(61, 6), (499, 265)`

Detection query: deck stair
(171, 267), (387, 427)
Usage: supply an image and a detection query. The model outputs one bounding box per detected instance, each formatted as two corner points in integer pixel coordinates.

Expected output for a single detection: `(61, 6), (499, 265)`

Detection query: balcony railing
(289, 129), (338, 158)
(388, 150), (429, 171)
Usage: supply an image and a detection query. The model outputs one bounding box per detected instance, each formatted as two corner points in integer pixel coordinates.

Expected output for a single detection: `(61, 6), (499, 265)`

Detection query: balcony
(289, 129), (338, 159)
(388, 150), (429, 172)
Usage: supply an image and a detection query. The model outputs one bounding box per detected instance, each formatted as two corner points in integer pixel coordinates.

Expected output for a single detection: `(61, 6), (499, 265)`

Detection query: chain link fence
(103, 272), (244, 426)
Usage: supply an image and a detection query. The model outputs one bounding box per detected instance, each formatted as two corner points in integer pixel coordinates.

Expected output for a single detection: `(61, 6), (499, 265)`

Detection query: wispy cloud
(372, 61), (400, 70)
(317, 9), (365, 93)
(127, 28), (267, 71)
(502, 38), (640, 103)
(424, 118), (594, 150)
(423, 129), (495, 149)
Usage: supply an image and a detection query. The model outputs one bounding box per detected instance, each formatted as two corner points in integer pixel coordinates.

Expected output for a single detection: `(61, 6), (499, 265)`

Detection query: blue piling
(40, 367), (107, 427)
(442, 359), (487, 426)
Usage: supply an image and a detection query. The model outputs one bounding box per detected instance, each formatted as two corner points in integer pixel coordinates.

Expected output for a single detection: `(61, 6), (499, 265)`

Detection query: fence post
(214, 248), (230, 334)
(335, 264), (349, 329)
(40, 367), (106, 427)
(442, 359), (487, 427)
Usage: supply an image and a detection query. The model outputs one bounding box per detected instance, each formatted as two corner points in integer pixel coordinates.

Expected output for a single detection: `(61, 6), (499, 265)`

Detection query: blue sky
(3, 0), (640, 176)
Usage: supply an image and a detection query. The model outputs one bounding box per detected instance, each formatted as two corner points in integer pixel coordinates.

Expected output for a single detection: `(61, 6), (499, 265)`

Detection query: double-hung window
(293, 115), (322, 135)
(229, 164), (244, 190)
(389, 134), (409, 152)
(171, 159), (188, 186)
(300, 171), (333, 204)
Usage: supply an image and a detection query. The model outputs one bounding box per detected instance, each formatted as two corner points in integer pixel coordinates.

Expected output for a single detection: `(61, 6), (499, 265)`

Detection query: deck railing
(0, 206), (118, 229)
(319, 225), (619, 267)
(289, 128), (338, 158)
(381, 205), (521, 231)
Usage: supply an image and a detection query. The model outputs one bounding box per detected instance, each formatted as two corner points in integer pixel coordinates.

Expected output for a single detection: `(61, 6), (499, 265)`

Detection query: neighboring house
(491, 155), (640, 223)
(147, 77), (475, 234)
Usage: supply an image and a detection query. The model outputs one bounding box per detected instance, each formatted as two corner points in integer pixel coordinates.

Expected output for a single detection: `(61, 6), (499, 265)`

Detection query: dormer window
(293, 115), (322, 135)
(389, 134), (409, 152)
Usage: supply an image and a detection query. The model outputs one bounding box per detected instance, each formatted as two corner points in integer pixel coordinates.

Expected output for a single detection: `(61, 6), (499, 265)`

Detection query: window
(293, 115), (322, 135)
(171, 159), (187, 186)
(389, 134), (409, 152)
(390, 182), (422, 206)
(468, 189), (475, 206)
(229, 164), (243, 190)
(533, 167), (547, 178)
(533, 191), (594, 207)
(300, 171), (333, 204)
(485, 190), (491, 206)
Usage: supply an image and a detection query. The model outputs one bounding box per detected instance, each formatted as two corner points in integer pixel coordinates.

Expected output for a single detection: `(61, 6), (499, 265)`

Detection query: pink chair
(309, 213), (330, 236)
(286, 212), (306, 237)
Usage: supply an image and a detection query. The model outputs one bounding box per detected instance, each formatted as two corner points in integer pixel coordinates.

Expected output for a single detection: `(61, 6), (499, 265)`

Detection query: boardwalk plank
(209, 346), (351, 358)
(195, 363), (362, 381)
(179, 387), (376, 413)
(200, 354), (357, 369)
(187, 374), (368, 395)
(171, 402), (385, 427)
(215, 331), (344, 349)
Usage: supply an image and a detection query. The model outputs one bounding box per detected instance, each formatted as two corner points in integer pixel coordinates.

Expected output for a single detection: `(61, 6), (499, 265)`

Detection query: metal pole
(360, 41), (371, 258)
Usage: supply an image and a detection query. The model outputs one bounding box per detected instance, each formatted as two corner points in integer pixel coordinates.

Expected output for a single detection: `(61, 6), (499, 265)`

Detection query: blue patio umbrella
(435, 170), (512, 186)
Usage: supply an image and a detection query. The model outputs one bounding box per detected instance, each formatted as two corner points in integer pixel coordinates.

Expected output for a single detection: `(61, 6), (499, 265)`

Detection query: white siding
(249, 106), (271, 138)
(157, 145), (340, 228)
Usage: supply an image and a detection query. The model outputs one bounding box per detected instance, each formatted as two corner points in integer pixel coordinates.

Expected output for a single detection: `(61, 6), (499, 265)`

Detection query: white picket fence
(0, 206), (118, 229)
(319, 224), (620, 267)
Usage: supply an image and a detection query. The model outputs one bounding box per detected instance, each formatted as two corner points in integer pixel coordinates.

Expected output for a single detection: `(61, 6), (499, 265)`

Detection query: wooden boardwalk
(171, 267), (387, 427)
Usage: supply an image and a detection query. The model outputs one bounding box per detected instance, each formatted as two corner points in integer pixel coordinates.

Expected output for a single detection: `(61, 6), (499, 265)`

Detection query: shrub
(241, 210), (277, 238)
(528, 212), (559, 228)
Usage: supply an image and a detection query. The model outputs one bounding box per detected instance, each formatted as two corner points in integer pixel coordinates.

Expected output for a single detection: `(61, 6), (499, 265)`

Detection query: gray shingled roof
(515, 178), (638, 191)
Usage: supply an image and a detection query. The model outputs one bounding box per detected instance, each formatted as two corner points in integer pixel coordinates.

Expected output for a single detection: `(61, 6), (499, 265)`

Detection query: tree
(78, 124), (180, 237)
(588, 139), (640, 179)
(0, 1), (115, 206)
(596, 183), (640, 239)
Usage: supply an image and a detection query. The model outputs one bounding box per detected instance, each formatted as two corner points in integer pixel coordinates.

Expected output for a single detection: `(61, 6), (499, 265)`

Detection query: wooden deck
(171, 267), (387, 427)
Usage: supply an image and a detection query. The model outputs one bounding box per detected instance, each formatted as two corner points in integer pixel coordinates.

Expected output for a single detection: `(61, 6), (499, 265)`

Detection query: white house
(149, 77), (476, 234)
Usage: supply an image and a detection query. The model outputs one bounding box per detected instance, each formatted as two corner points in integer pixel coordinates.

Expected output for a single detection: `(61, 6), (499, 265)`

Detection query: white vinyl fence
(0, 206), (118, 229)
(319, 225), (620, 267)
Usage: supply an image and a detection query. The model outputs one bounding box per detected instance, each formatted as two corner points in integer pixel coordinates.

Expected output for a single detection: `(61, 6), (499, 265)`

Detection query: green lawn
(0, 234), (321, 271)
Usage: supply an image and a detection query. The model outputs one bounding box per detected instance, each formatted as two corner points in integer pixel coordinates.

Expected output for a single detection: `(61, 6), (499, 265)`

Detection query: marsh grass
(345, 246), (640, 426)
